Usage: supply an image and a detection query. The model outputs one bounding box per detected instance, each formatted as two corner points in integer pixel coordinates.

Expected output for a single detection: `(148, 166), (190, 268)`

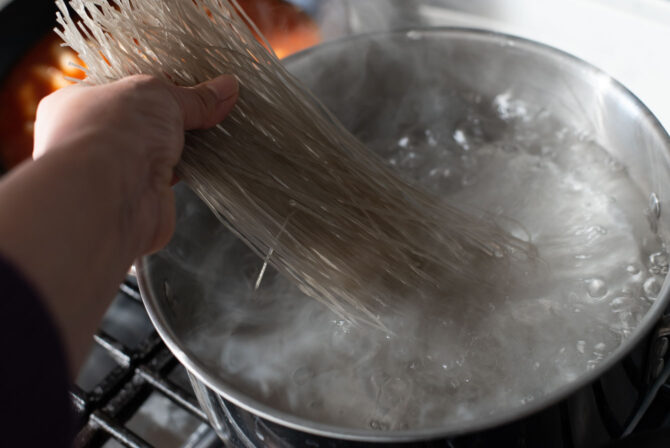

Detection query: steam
(153, 32), (664, 428)
(166, 88), (664, 430)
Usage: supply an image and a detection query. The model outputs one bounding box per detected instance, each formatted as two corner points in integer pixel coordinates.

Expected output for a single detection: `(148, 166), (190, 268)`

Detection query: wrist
(0, 146), (138, 371)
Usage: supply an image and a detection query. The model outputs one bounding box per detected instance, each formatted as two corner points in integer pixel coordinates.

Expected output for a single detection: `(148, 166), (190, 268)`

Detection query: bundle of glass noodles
(55, 0), (530, 326)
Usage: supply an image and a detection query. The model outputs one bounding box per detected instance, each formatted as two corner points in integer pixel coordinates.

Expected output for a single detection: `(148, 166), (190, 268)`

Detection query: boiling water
(167, 91), (666, 431)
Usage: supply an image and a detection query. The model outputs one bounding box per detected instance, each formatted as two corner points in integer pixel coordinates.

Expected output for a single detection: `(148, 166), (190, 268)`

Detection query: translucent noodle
(55, 0), (531, 325)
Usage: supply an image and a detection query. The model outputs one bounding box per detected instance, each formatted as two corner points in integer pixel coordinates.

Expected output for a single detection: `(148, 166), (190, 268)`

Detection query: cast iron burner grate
(70, 277), (670, 448)
(70, 277), (222, 448)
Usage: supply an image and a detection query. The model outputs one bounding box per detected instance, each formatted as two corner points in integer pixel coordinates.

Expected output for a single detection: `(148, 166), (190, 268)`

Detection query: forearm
(0, 73), (237, 376)
(0, 142), (136, 373)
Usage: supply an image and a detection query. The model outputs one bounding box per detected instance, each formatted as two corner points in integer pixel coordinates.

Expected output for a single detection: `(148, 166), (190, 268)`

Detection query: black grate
(70, 278), (221, 448)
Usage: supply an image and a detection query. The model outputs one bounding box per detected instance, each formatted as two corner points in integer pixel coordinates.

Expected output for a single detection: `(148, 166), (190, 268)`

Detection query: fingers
(169, 74), (239, 130)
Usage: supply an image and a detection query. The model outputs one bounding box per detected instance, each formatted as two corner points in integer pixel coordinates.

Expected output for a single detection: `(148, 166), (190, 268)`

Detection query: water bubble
(494, 92), (528, 120)
(554, 126), (569, 139)
(650, 252), (668, 266)
(643, 277), (662, 299)
(576, 340), (586, 353)
(428, 167), (451, 178)
(575, 225), (608, 241)
(585, 278), (607, 299)
(567, 179), (585, 192)
(397, 136), (410, 148)
(334, 319), (351, 330)
(609, 296), (627, 311)
(649, 252), (669, 275)
(453, 128), (469, 150)
(594, 342), (606, 351)
(520, 395), (535, 405)
(616, 310), (636, 335)
(626, 264), (640, 275)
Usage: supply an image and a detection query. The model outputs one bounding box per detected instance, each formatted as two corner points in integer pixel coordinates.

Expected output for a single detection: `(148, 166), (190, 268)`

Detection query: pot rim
(137, 26), (670, 442)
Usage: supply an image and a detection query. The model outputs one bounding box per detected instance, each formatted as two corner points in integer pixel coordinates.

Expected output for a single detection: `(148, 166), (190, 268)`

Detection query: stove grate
(70, 278), (219, 448)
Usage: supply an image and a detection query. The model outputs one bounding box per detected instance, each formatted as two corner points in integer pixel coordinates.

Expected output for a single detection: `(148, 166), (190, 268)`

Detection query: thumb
(169, 74), (239, 130)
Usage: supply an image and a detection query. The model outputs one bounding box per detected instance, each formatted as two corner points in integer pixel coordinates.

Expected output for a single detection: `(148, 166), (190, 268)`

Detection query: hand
(0, 74), (238, 372)
(34, 74), (238, 254)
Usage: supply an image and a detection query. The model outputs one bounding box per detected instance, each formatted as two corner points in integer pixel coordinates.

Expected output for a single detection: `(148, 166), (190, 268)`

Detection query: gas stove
(1, 0), (668, 446)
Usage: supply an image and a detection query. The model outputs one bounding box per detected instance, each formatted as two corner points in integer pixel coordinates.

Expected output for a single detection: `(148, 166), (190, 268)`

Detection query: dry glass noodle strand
(55, 0), (530, 326)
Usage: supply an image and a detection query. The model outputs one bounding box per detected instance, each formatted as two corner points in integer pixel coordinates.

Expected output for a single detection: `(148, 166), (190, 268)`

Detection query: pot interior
(138, 29), (670, 440)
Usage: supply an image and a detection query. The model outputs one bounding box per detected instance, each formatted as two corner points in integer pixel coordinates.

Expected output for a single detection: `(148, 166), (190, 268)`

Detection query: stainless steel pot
(137, 28), (670, 445)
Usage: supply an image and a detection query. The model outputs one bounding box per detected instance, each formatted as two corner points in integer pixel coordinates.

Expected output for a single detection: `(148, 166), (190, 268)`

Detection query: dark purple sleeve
(0, 255), (74, 447)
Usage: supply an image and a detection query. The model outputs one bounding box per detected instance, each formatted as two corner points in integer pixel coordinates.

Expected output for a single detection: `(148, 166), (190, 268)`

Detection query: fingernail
(206, 74), (238, 102)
